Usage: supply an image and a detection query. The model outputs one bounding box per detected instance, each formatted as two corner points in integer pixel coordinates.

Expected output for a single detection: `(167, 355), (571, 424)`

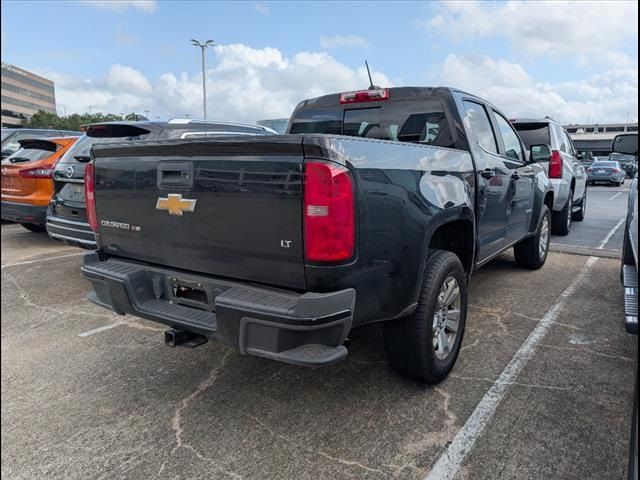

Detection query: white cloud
(80, 0), (157, 13)
(423, 0), (637, 66)
(320, 35), (370, 49)
(38, 44), (392, 122)
(37, 45), (637, 126)
(105, 64), (152, 95)
(438, 54), (638, 124)
(253, 3), (269, 15)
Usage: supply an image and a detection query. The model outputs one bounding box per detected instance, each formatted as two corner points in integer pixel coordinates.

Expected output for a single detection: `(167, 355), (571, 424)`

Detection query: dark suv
(46, 119), (277, 249)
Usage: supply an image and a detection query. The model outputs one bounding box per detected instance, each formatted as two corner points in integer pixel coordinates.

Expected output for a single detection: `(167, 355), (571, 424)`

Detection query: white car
(512, 117), (588, 235)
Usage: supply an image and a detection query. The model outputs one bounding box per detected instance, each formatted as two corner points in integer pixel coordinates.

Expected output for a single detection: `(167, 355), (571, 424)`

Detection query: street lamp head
(206, 40), (215, 46)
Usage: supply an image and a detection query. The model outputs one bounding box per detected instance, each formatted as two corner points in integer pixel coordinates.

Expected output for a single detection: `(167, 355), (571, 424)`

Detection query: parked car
(1, 128), (79, 160)
(587, 160), (626, 186)
(610, 152), (638, 178)
(512, 117), (588, 235)
(81, 86), (553, 384)
(612, 133), (638, 480)
(47, 120), (277, 249)
(1, 137), (79, 231)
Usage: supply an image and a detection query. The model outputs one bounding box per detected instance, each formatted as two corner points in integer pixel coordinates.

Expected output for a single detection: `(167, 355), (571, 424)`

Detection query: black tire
(20, 223), (46, 233)
(514, 205), (551, 270)
(383, 250), (467, 384)
(572, 186), (587, 221)
(552, 193), (572, 235)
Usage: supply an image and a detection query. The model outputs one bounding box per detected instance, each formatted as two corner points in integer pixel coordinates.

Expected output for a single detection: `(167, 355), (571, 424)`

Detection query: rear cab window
(289, 98), (458, 149)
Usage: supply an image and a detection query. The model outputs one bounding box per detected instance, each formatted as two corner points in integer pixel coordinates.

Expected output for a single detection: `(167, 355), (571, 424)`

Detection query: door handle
(157, 161), (194, 189)
(481, 168), (495, 179)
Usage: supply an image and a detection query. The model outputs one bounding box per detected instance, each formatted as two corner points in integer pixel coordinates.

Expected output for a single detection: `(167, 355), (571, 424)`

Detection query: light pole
(190, 38), (215, 120)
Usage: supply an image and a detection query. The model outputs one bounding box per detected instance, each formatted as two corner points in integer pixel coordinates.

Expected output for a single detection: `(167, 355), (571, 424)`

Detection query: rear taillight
(548, 150), (563, 179)
(612, 168), (621, 173)
(587, 168), (593, 172)
(84, 162), (98, 231)
(18, 167), (53, 179)
(303, 161), (355, 262)
(340, 88), (389, 104)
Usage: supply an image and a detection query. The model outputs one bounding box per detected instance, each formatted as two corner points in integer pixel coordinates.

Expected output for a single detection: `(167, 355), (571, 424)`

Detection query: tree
(24, 110), (139, 131)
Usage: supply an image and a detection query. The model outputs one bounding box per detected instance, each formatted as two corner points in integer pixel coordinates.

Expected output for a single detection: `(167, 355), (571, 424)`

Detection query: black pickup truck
(82, 87), (553, 383)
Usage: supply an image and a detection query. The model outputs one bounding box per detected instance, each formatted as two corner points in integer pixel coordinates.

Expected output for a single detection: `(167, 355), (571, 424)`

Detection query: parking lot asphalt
(1, 184), (636, 480)
(550, 184), (630, 255)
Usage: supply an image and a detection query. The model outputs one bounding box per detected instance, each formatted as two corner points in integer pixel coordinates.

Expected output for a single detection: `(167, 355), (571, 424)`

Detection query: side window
(564, 131), (576, 157)
(493, 112), (524, 162)
(555, 125), (568, 153)
(462, 101), (498, 154)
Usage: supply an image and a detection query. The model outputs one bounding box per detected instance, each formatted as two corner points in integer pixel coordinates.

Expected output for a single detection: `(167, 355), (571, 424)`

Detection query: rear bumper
(1, 201), (47, 225)
(588, 176), (621, 183)
(46, 215), (97, 250)
(81, 253), (355, 366)
(549, 179), (570, 211)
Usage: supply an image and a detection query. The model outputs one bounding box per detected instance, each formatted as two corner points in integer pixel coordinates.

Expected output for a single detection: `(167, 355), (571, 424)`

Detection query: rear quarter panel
(302, 135), (475, 326)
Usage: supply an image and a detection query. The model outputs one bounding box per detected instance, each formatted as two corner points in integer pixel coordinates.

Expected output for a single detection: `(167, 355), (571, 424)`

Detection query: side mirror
(612, 134), (638, 156)
(529, 144), (551, 163)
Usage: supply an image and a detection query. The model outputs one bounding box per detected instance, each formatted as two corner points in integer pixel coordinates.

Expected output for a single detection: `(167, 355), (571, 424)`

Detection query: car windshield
(512, 123), (550, 149)
(58, 132), (145, 163)
(1, 130), (12, 142)
(2, 145), (57, 164)
(608, 153), (635, 164)
(592, 161), (618, 167)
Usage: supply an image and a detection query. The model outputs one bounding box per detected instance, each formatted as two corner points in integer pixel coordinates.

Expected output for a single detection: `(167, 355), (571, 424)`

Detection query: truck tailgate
(92, 137), (306, 290)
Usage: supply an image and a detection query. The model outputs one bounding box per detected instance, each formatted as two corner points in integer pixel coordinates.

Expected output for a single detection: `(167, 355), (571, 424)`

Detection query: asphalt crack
(157, 349), (242, 479)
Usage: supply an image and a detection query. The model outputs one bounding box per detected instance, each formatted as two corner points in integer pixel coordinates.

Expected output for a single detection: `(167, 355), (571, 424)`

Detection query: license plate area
(171, 278), (209, 310)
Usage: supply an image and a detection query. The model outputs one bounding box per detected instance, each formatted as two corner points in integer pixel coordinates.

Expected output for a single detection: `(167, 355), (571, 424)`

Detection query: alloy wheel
(432, 276), (461, 360)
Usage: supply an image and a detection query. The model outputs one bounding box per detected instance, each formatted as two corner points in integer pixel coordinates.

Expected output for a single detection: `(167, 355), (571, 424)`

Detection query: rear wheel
(514, 205), (551, 270)
(573, 186), (587, 221)
(20, 223), (46, 233)
(552, 193), (572, 235)
(384, 250), (467, 384)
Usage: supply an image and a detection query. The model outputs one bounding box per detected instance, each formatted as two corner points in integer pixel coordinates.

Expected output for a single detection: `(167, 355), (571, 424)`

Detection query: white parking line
(77, 321), (128, 337)
(425, 256), (599, 480)
(1, 251), (85, 270)
(597, 218), (625, 249)
(608, 191), (624, 200)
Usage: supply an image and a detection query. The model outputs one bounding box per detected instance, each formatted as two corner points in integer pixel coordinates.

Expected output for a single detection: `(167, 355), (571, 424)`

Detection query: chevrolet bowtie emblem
(156, 194), (197, 216)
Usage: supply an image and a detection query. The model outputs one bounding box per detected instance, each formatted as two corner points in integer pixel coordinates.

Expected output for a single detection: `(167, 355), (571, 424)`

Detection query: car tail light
(303, 161), (355, 262)
(18, 167), (53, 179)
(548, 150), (563, 179)
(612, 168), (621, 173)
(340, 88), (389, 104)
(84, 162), (98, 231)
(587, 168), (593, 172)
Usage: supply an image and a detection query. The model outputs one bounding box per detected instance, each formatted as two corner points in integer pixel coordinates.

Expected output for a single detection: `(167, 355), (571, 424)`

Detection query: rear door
(93, 136), (307, 290)
(461, 100), (510, 260)
(490, 110), (534, 242)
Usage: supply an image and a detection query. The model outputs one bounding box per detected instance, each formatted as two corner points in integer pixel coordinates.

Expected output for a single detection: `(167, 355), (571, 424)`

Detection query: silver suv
(512, 118), (588, 235)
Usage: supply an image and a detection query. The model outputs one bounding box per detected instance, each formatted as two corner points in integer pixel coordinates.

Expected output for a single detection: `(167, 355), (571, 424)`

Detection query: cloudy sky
(1, 0), (638, 125)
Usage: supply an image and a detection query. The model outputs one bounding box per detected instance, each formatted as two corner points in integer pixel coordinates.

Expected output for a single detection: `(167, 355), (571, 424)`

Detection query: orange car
(1, 136), (79, 232)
